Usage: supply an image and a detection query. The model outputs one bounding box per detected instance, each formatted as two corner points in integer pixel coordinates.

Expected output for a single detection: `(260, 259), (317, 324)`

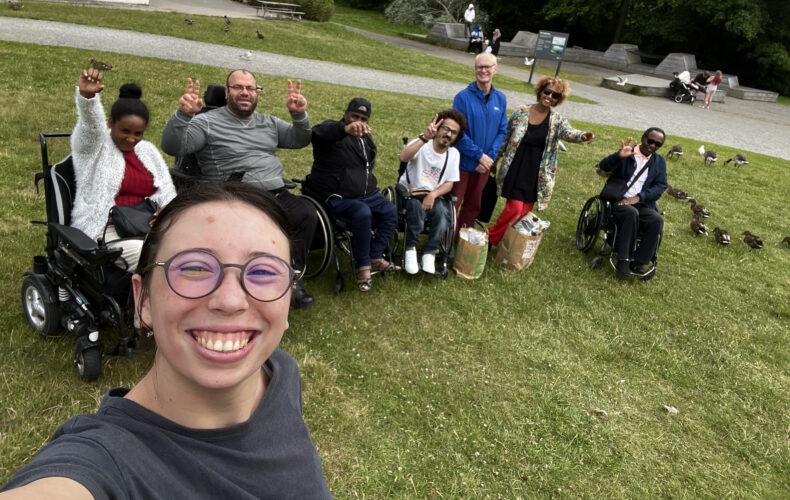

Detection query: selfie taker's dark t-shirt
(2, 349), (332, 500)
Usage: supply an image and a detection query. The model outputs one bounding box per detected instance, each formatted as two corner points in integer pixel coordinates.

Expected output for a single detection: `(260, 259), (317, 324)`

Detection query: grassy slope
(1, 41), (789, 497)
(0, 2), (537, 95)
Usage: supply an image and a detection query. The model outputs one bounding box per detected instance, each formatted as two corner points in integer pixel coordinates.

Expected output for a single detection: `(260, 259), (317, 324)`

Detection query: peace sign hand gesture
(78, 68), (105, 99)
(178, 78), (203, 115)
(423, 114), (443, 140)
(618, 136), (635, 159)
(285, 79), (307, 114)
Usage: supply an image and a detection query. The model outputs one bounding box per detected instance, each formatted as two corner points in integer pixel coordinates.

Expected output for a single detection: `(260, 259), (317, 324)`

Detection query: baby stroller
(669, 71), (697, 104)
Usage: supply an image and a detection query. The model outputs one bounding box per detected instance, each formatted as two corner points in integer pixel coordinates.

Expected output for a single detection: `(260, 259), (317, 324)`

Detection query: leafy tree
(385, 0), (489, 29)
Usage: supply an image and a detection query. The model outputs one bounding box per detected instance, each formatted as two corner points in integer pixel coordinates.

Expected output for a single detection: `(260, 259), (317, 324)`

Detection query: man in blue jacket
(598, 128), (668, 278)
(452, 53), (508, 237)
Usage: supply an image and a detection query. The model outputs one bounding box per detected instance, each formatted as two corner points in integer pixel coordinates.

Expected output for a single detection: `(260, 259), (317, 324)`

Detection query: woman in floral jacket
(488, 77), (594, 246)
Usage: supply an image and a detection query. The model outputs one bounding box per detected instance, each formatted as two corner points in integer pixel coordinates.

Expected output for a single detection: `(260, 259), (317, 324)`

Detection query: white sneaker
(421, 253), (436, 275)
(404, 248), (419, 274)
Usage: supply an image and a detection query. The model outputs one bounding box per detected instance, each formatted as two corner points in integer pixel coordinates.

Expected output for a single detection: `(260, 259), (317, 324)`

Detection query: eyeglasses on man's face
(475, 64), (495, 71)
(144, 249), (295, 303)
(439, 125), (460, 136)
(227, 84), (263, 94)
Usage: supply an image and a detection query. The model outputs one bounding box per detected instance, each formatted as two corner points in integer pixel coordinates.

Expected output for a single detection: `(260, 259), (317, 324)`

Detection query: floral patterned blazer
(495, 105), (586, 210)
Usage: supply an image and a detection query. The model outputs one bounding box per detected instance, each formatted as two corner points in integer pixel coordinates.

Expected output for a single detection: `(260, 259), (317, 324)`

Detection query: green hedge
(297, 0), (334, 22)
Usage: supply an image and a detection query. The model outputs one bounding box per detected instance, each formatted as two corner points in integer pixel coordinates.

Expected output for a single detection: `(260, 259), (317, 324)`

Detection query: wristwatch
(418, 134), (428, 143)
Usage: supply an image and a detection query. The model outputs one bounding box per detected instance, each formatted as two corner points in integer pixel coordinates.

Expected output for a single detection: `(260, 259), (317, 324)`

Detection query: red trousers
(452, 170), (489, 238)
(487, 199), (535, 245)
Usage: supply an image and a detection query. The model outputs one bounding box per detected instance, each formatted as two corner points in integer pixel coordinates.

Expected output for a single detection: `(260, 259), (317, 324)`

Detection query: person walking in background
(489, 28), (501, 56)
(702, 70), (722, 109)
(452, 53), (508, 238)
(488, 77), (594, 247)
(463, 3), (475, 39)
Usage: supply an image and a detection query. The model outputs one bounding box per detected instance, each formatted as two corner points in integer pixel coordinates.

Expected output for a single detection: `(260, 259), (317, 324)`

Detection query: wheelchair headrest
(204, 84), (226, 109)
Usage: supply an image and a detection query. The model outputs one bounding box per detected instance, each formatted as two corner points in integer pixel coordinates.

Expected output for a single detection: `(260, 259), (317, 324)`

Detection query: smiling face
(134, 200), (291, 392)
(474, 53), (497, 88)
(435, 118), (461, 149)
(639, 129), (665, 156)
(225, 70), (259, 118)
(109, 114), (147, 152)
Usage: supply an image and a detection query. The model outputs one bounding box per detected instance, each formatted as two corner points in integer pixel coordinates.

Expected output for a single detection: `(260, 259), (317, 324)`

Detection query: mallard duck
(713, 227), (731, 245)
(743, 231), (764, 249)
(667, 145), (683, 159)
(224, 15), (231, 25)
(223, 24), (230, 33)
(725, 154), (749, 168)
(89, 58), (112, 71)
(667, 185), (689, 200)
(688, 198), (710, 218)
(256, 30), (265, 40)
(781, 236), (790, 247)
(691, 217), (708, 236)
(704, 150), (718, 165)
(8, 1), (22, 10)
(184, 18), (193, 25)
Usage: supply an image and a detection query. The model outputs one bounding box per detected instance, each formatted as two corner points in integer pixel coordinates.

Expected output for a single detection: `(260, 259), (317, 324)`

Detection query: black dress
(501, 113), (549, 202)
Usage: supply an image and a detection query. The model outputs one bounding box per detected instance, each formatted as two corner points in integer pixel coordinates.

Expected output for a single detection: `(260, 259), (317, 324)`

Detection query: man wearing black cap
(305, 98), (399, 292)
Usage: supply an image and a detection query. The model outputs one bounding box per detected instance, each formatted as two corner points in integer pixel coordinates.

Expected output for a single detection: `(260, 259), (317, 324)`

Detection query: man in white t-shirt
(398, 110), (467, 275)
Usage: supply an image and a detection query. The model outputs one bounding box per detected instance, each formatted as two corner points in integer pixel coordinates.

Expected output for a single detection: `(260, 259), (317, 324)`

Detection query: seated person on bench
(397, 110), (466, 275)
(305, 98), (399, 293)
(71, 68), (176, 271)
(597, 127), (667, 278)
(161, 69), (317, 309)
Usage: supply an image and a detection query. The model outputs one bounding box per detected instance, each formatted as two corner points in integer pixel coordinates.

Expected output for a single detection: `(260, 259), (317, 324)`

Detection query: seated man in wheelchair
(160, 70), (317, 308)
(305, 98), (399, 293)
(397, 110), (466, 274)
(598, 127), (668, 278)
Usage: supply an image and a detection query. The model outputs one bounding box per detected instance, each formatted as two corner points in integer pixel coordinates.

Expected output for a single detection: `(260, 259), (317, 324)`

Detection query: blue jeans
(404, 196), (450, 253)
(329, 190), (397, 269)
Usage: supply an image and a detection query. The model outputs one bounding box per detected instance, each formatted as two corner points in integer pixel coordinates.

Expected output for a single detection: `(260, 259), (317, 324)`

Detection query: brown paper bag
(495, 225), (543, 271)
(453, 227), (488, 279)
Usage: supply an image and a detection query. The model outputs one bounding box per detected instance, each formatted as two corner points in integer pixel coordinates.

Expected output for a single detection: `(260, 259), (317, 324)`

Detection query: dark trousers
(610, 203), (663, 264)
(274, 190), (317, 273)
(329, 190), (397, 269)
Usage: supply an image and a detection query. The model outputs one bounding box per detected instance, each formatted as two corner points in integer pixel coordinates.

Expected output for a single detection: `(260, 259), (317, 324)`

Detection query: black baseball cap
(345, 97), (371, 118)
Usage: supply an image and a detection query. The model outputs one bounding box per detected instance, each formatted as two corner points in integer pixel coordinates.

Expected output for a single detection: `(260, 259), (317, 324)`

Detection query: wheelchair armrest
(396, 183), (410, 199)
(49, 223), (123, 265)
(282, 179), (297, 190)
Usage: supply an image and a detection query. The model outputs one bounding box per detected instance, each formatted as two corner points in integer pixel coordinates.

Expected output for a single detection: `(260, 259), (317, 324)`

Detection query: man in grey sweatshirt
(161, 69), (317, 308)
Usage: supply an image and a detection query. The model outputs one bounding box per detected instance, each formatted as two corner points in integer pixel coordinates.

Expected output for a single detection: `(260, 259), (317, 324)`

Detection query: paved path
(1, 14), (788, 158)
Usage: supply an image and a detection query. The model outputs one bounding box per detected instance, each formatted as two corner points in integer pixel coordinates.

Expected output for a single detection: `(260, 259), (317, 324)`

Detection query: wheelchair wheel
(75, 345), (102, 381)
(300, 194), (333, 280)
(673, 94), (683, 103)
(21, 275), (61, 338)
(576, 196), (603, 253)
(382, 186), (401, 260)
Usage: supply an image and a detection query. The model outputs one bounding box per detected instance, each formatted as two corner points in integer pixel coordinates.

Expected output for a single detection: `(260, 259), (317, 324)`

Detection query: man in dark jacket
(598, 127), (668, 278)
(305, 98), (399, 292)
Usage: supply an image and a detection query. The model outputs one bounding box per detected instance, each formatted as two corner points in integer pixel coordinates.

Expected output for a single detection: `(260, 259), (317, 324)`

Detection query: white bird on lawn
(524, 57), (534, 66)
(616, 76), (628, 86)
(240, 50), (253, 60)
(698, 144), (706, 155)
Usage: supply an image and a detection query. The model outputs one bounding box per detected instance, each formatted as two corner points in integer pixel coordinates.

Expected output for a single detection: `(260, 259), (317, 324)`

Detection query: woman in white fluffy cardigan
(72, 68), (175, 270)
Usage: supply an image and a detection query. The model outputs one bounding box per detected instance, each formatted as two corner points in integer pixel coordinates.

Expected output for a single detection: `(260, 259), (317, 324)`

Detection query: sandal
(370, 258), (401, 273)
(356, 267), (373, 292)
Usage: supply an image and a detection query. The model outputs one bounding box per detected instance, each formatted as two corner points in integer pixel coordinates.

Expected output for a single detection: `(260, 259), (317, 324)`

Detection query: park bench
(256, 0), (305, 21)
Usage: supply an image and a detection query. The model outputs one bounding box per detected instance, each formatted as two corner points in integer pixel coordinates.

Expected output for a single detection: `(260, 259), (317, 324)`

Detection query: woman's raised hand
(78, 68), (105, 99)
(178, 78), (203, 115)
(618, 136), (635, 158)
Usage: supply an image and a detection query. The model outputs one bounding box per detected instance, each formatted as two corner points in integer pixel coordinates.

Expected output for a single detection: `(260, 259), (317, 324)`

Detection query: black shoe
(615, 260), (632, 279)
(291, 282), (315, 309)
(629, 261), (649, 275)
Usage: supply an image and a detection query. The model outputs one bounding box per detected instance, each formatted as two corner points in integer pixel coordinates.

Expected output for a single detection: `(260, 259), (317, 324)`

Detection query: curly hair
(534, 76), (571, 106)
(435, 109), (468, 145)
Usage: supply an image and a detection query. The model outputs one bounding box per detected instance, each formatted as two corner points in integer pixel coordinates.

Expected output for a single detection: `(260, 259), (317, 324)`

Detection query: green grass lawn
(0, 1), (543, 96)
(332, 4), (428, 37)
(1, 40), (789, 497)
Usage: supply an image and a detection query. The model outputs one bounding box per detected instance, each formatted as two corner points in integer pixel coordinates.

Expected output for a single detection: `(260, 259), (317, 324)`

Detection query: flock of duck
(664, 145), (789, 249)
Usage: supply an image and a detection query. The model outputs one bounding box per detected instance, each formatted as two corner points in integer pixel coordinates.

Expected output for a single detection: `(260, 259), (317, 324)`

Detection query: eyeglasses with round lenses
(227, 84), (262, 94)
(475, 64), (495, 71)
(439, 125), (459, 136)
(144, 250), (295, 302)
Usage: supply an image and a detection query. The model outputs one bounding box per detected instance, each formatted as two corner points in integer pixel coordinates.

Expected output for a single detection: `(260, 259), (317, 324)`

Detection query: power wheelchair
(380, 137), (457, 279)
(21, 133), (137, 381)
(168, 84), (334, 282)
(575, 195), (662, 281)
